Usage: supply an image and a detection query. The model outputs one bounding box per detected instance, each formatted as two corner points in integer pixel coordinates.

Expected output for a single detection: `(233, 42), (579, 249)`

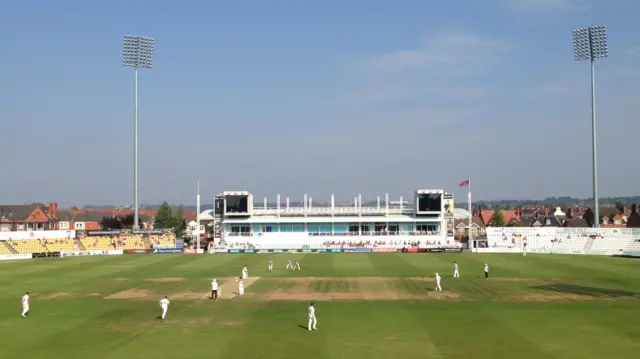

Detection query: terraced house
(0, 202), (59, 231)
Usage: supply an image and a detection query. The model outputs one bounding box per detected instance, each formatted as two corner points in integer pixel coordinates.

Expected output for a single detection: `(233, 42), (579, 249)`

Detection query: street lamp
(572, 25), (608, 228)
(123, 35), (154, 230)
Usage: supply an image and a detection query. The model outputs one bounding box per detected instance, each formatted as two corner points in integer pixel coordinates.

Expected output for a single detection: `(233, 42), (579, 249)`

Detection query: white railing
(251, 207), (415, 216)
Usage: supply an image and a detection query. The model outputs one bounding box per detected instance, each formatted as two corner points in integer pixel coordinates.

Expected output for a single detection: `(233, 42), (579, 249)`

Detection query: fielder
(453, 261), (460, 278)
(268, 260), (273, 271)
(236, 277), (245, 295)
(21, 292), (30, 317)
(484, 263), (489, 279)
(308, 302), (317, 331)
(160, 296), (170, 322)
(242, 265), (248, 279)
(435, 273), (442, 291)
(286, 260), (293, 270)
(211, 279), (218, 300)
(294, 260), (301, 271)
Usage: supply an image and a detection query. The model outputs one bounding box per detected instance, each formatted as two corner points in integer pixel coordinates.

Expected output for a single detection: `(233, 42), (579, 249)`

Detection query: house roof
(531, 216), (561, 227)
(454, 216), (486, 228)
(479, 209), (521, 226)
(0, 205), (40, 221)
(563, 218), (589, 227)
(598, 206), (621, 219)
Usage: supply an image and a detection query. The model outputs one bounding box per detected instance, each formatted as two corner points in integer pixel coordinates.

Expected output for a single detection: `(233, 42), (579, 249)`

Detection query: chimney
(535, 212), (539, 219)
(544, 207), (549, 216)
(48, 202), (53, 217)
(567, 208), (573, 218)
(632, 204), (638, 214)
(622, 205), (629, 214)
(72, 206), (78, 214)
(53, 202), (58, 218)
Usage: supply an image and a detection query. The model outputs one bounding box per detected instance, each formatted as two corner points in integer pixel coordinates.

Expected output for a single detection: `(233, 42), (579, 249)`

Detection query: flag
(459, 179), (470, 187)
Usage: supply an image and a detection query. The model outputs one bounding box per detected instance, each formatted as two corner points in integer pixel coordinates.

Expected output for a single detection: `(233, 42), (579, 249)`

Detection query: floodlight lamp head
(572, 26), (608, 61)
(122, 35), (155, 69)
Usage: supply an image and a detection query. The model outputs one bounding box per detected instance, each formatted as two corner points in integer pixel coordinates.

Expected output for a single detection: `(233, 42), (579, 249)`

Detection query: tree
(508, 220), (523, 227)
(172, 205), (187, 238)
(119, 214), (135, 229)
(490, 210), (506, 227)
(99, 216), (122, 229)
(154, 202), (174, 229)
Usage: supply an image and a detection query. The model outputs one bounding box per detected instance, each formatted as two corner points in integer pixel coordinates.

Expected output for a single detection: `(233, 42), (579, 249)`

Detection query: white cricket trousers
(22, 305), (29, 316)
(161, 307), (167, 320)
(453, 270), (459, 278)
(239, 285), (244, 295)
(308, 316), (317, 330)
(436, 282), (442, 291)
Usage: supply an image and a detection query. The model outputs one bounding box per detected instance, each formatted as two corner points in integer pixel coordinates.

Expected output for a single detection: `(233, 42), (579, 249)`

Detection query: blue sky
(1, 0), (639, 207)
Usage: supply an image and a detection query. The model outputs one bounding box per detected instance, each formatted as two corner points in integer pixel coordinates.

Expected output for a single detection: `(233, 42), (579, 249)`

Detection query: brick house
(582, 206), (629, 228)
(625, 204), (640, 228)
(476, 207), (522, 226)
(0, 202), (59, 231)
(454, 216), (486, 237)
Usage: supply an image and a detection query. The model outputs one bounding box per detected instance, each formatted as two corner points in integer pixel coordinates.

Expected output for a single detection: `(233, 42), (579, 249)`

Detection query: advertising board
(155, 248), (182, 254)
(0, 254), (32, 261)
(32, 252), (61, 258)
(343, 248), (372, 253)
(373, 248), (399, 253)
(126, 249), (152, 254)
(0, 230), (75, 241)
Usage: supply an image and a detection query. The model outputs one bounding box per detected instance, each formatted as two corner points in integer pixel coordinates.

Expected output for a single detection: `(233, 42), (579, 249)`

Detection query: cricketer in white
(160, 296), (170, 322)
(453, 262), (460, 278)
(435, 273), (442, 291)
(308, 303), (317, 331)
(242, 265), (248, 279)
(21, 292), (30, 317)
(237, 277), (245, 295)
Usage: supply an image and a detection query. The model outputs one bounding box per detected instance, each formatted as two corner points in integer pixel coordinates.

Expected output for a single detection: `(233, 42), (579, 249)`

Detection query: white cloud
(331, 83), (493, 106)
(356, 32), (508, 77)
(499, 0), (587, 11)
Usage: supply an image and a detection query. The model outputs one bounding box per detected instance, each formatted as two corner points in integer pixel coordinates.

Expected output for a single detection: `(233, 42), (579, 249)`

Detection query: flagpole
(468, 178), (473, 249)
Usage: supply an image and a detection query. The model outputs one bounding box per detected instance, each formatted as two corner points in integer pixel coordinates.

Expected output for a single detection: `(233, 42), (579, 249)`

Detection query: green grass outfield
(0, 253), (639, 359)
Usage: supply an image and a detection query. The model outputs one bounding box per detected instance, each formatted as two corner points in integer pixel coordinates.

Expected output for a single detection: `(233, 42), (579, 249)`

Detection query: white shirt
(308, 305), (315, 318)
(160, 298), (170, 308)
(22, 295), (29, 306)
(484, 264), (489, 272)
(435, 274), (441, 282)
(237, 279), (244, 286)
(454, 263), (458, 270)
(211, 281), (218, 290)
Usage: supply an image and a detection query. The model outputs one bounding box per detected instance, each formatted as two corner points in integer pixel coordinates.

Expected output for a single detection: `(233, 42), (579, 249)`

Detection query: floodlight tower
(572, 26), (608, 228)
(123, 35), (154, 230)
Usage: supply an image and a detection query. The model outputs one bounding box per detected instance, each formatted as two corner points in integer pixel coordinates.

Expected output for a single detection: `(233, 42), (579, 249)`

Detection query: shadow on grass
(298, 324), (307, 330)
(531, 284), (638, 298)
